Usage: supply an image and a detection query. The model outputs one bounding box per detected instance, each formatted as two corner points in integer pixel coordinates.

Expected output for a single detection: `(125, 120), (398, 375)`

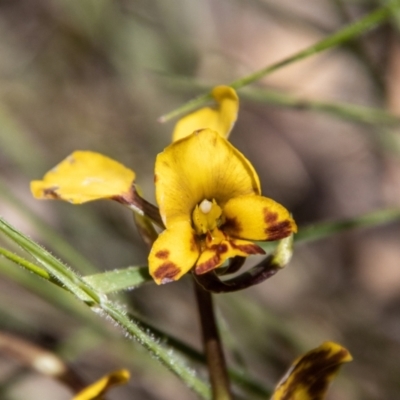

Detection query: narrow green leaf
(0, 217), (211, 399)
(0, 217), (95, 303)
(0, 246), (51, 281)
(239, 87), (400, 126)
(159, 2), (399, 122)
(295, 208), (400, 243)
(159, 76), (400, 126)
(83, 266), (151, 293)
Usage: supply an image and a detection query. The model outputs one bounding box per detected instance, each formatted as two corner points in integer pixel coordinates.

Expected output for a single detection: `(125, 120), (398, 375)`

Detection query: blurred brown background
(1, 0), (400, 399)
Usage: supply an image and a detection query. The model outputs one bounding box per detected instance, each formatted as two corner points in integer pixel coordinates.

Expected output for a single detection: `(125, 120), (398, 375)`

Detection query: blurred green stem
(160, 2), (399, 122)
(159, 75), (400, 126)
(332, 0), (385, 93)
(195, 281), (232, 400)
(295, 208), (400, 243)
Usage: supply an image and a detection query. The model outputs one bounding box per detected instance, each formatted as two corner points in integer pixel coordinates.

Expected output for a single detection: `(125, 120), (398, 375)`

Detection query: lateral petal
(149, 221), (200, 284)
(172, 86), (239, 141)
(31, 151), (135, 204)
(155, 129), (261, 227)
(222, 195), (297, 241)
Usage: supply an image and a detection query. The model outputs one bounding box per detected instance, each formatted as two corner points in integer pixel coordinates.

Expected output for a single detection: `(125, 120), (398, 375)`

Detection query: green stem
(332, 0), (385, 93)
(294, 208), (400, 244)
(194, 280), (232, 400)
(159, 2), (399, 122)
(0, 216), (211, 399)
(159, 75), (400, 126)
(229, 5), (392, 89)
(239, 87), (398, 125)
(0, 246), (51, 281)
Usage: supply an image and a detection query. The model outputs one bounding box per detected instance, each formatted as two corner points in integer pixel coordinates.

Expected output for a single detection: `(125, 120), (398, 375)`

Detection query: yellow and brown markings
(272, 342), (352, 400)
(43, 187), (61, 199)
(222, 216), (242, 235)
(153, 262), (181, 283)
(230, 241), (264, 255)
(195, 242), (229, 275)
(263, 209), (293, 241)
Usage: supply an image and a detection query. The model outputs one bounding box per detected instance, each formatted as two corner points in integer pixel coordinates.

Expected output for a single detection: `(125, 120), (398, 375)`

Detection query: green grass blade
(159, 76), (400, 126)
(0, 246), (51, 281)
(239, 87), (400, 126)
(83, 266), (152, 293)
(295, 208), (400, 243)
(0, 217), (211, 399)
(0, 217), (95, 302)
(159, 2), (399, 123)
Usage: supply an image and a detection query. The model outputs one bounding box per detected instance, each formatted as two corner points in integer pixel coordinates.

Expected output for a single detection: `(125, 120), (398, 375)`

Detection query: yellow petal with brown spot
(72, 369), (130, 400)
(272, 342), (352, 400)
(172, 86), (239, 142)
(195, 228), (264, 275)
(222, 194), (297, 241)
(149, 220), (200, 284)
(155, 129), (260, 227)
(31, 151), (135, 204)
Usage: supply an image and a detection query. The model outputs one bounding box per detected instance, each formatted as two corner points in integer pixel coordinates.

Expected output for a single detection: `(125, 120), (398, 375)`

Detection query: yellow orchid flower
(149, 128), (297, 284)
(271, 342), (352, 400)
(72, 369), (130, 400)
(172, 85), (239, 141)
(31, 151), (136, 204)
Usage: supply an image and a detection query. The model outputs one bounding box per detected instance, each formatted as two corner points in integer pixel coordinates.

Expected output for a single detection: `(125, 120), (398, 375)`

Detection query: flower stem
(194, 280), (233, 400)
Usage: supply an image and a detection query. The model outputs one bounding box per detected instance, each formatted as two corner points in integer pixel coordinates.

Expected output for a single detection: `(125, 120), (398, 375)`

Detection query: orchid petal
(149, 221), (200, 284)
(222, 195), (297, 241)
(31, 151), (135, 204)
(172, 86), (239, 141)
(155, 129), (260, 227)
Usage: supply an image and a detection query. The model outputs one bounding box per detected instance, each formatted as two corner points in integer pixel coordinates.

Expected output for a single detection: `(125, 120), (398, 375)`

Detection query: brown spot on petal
(43, 187), (61, 199)
(265, 220), (293, 241)
(263, 209), (279, 224)
(154, 262), (181, 283)
(195, 243), (228, 275)
(154, 174), (158, 183)
(155, 250), (169, 259)
(230, 241), (265, 255)
(263, 208), (294, 240)
(212, 243), (228, 254)
(195, 257), (219, 275)
(222, 217), (242, 234)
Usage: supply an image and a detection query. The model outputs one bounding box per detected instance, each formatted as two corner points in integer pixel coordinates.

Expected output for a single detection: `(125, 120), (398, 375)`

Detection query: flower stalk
(194, 280), (232, 400)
